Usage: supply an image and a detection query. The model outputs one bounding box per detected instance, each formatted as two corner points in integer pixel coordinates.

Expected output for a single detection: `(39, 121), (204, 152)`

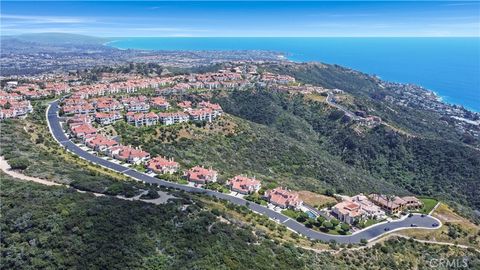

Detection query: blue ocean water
(109, 38), (480, 111)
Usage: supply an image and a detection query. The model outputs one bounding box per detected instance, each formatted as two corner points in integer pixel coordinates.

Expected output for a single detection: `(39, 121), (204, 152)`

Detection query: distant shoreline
(105, 37), (480, 112)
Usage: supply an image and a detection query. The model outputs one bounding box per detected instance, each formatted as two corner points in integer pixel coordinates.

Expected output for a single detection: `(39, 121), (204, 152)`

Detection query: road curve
(46, 100), (441, 244)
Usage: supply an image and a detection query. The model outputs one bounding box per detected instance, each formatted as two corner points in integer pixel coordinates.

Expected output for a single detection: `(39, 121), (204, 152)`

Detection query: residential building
(158, 112), (189, 125)
(94, 98), (123, 112)
(198, 101), (223, 115)
(185, 166), (218, 185)
(264, 187), (303, 209)
(95, 112), (122, 125)
(147, 156), (179, 174)
(70, 123), (97, 138)
(125, 112), (159, 127)
(349, 194), (386, 220)
(177, 101), (192, 110)
(108, 145), (150, 164)
(122, 96), (150, 112)
(67, 114), (91, 125)
(401, 196), (423, 209)
(187, 108), (215, 122)
(332, 201), (365, 224)
(227, 175), (261, 194)
(62, 104), (95, 115)
(150, 97), (170, 110)
(85, 135), (118, 153)
(369, 194), (422, 214)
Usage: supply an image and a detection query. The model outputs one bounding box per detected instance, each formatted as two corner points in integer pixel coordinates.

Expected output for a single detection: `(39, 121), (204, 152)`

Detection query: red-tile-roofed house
(0, 109), (15, 119)
(147, 156), (179, 174)
(227, 175), (261, 195)
(85, 135), (118, 153)
(264, 187), (303, 209)
(125, 112), (159, 127)
(332, 201), (365, 224)
(95, 112), (122, 125)
(198, 101), (223, 115)
(70, 123), (97, 138)
(177, 101), (192, 110)
(108, 145), (150, 164)
(187, 108), (214, 122)
(68, 114), (91, 125)
(368, 194), (421, 214)
(185, 166), (218, 185)
(158, 112), (189, 125)
(150, 97), (170, 110)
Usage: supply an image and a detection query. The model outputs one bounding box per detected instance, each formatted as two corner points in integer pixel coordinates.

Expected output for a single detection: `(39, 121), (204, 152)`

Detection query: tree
(322, 221), (333, 231)
(305, 218), (316, 228)
(324, 189), (335, 197)
(316, 216), (325, 226)
(296, 212), (309, 223)
(140, 189), (160, 200)
(8, 157), (30, 170)
(340, 223), (350, 233)
(331, 218), (340, 227)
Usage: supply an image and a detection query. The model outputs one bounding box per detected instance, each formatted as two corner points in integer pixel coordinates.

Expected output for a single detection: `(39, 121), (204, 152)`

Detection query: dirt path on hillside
(302, 232), (480, 255)
(0, 156), (62, 186)
(1, 156), (175, 204)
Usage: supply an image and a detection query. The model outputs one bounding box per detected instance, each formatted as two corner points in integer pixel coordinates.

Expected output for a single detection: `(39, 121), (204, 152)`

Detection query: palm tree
(387, 195), (395, 213)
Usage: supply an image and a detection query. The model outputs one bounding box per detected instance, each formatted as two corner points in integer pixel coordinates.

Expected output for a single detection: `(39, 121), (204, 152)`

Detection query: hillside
(213, 87), (479, 216)
(2, 177), (479, 269)
(114, 62), (480, 221)
(5, 32), (110, 45)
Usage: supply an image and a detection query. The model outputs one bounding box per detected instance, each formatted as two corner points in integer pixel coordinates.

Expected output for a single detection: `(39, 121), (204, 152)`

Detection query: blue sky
(1, 1), (479, 37)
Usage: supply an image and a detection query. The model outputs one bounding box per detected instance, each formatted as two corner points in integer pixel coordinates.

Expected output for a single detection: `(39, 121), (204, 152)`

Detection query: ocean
(108, 37), (480, 111)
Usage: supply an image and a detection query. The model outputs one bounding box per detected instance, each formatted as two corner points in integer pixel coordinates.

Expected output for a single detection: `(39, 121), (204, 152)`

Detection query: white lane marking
(282, 218), (291, 223)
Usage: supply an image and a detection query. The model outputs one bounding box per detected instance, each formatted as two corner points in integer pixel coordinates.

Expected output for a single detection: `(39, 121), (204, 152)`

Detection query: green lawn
(363, 218), (382, 227)
(326, 229), (340, 235)
(281, 209), (301, 219)
(416, 198), (438, 214)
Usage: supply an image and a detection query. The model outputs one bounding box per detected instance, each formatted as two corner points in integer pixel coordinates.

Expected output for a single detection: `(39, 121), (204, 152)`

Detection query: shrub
(140, 189), (160, 200)
(8, 157), (30, 170)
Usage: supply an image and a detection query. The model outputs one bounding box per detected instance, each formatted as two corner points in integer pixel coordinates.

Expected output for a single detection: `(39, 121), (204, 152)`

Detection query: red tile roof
(228, 175), (261, 194)
(265, 187), (302, 208)
(186, 166), (217, 183)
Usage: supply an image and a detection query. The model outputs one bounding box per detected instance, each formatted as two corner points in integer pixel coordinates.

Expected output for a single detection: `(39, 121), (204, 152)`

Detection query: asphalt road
(325, 91), (361, 120)
(46, 101), (441, 244)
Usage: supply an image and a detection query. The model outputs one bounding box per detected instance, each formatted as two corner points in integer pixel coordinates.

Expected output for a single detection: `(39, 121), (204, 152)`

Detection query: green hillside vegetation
(263, 62), (476, 145)
(0, 102), (142, 197)
(116, 109), (402, 195)
(117, 84), (479, 221)
(2, 176), (479, 269)
(214, 87), (479, 219)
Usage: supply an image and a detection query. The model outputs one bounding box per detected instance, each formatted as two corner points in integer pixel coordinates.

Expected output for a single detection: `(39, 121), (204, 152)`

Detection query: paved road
(46, 100), (441, 244)
(326, 91), (361, 120)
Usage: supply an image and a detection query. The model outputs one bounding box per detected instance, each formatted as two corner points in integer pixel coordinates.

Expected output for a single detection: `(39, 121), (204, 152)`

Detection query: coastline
(105, 39), (479, 113)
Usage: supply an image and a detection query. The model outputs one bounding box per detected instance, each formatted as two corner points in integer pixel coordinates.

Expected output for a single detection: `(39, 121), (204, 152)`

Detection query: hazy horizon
(2, 1), (479, 37)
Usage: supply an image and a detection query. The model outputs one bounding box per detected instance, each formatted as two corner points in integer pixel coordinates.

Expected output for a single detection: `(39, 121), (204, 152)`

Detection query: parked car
(384, 227), (390, 231)
(410, 224), (417, 227)
(432, 223), (439, 227)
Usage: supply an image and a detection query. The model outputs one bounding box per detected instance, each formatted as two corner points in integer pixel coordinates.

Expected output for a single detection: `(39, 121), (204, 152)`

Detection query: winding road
(46, 100), (441, 244)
